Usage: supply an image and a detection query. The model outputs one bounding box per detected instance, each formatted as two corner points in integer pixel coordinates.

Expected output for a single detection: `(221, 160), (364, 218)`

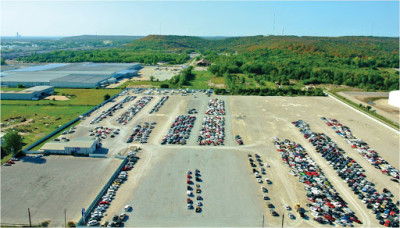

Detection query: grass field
(1, 88), (121, 106)
(185, 71), (215, 89)
(0, 88), (122, 163)
(1, 105), (91, 154)
(119, 80), (165, 88)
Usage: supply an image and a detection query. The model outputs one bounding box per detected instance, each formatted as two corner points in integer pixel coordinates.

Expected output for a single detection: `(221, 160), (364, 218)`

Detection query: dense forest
(17, 35), (399, 91)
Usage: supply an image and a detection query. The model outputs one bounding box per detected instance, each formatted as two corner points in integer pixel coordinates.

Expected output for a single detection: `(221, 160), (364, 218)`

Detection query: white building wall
(388, 90), (400, 108)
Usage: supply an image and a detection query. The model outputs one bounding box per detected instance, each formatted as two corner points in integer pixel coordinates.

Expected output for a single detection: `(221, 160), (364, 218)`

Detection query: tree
(103, 94), (111, 101)
(2, 130), (23, 157)
(150, 76), (155, 82)
(160, 83), (169, 88)
(17, 84), (25, 88)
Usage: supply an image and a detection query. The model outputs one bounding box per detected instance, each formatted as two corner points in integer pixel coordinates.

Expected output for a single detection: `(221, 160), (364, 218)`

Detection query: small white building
(40, 137), (99, 155)
(1, 86), (54, 100)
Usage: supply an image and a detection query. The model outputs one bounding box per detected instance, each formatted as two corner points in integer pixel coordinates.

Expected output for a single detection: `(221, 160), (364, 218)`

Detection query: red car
(187, 198), (192, 203)
(99, 201), (109, 205)
(122, 167), (131, 171)
(7, 160), (15, 164)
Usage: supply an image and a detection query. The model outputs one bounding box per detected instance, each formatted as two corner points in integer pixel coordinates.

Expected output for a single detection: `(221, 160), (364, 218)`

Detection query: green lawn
(119, 80), (165, 88)
(185, 71), (215, 89)
(1, 88), (121, 106)
(1, 88), (122, 163)
(2, 105), (91, 147)
(1, 87), (26, 92)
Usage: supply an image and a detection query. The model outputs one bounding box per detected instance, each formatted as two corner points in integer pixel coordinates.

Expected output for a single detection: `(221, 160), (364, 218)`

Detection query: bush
(17, 84), (25, 88)
(67, 221), (76, 227)
(160, 83), (169, 88)
(103, 94), (111, 101)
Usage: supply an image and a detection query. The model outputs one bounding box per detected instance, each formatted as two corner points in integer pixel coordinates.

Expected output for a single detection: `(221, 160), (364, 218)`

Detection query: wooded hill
(18, 35), (399, 91)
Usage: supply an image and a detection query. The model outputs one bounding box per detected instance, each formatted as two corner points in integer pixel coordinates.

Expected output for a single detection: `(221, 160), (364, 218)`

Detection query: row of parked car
(89, 127), (119, 141)
(321, 117), (399, 180)
(248, 153), (285, 218)
(205, 98), (225, 115)
(126, 122), (156, 144)
(186, 169), (203, 213)
(273, 137), (361, 226)
(116, 96), (153, 125)
(91, 96), (136, 124)
(162, 115), (196, 145)
(198, 116), (225, 146)
(293, 120), (399, 227)
(87, 152), (138, 227)
(149, 96), (169, 114)
(3, 157), (19, 166)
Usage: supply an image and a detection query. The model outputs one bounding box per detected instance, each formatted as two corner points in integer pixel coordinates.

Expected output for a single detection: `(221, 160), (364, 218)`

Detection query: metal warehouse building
(1, 62), (141, 88)
(40, 137), (99, 155)
(1, 86), (54, 100)
(50, 74), (110, 88)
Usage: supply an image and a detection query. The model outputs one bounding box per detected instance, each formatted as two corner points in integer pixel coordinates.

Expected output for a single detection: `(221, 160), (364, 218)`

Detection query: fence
(77, 157), (128, 226)
(19, 92), (123, 155)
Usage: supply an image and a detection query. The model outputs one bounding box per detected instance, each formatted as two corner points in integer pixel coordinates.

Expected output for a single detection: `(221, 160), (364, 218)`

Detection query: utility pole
(262, 214), (265, 228)
(281, 214), (284, 228)
(64, 209), (67, 227)
(28, 208), (32, 227)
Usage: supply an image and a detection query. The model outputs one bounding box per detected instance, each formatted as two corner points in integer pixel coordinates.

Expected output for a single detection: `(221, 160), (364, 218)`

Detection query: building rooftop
(1, 62), (141, 85)
(40, 142), (67, 151)
(50, 74), (110, 84)
(41, 137), (97, 151)
(2, 86), (54, 94)
(24, 86), (54, 92)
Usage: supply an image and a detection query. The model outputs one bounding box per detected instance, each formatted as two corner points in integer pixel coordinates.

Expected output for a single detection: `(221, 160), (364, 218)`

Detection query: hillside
(17, 35), (399, 91)
(61, 35), (144, 41)
(128, 35), (399, 60)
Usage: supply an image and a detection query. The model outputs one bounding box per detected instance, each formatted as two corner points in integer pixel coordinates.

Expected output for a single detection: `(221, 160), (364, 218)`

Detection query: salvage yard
(2, 89), (399, 227)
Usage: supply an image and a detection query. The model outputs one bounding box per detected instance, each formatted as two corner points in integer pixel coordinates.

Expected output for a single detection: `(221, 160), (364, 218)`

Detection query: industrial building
(40, 137), (99, 155)
(1, 62), (141, 88)
(1, 86), (54, 100)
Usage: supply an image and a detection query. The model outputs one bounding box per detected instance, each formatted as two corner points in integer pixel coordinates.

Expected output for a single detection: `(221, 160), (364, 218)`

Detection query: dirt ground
(138, 65), (184, 81)
(44, 95), (69, 101)
(339, 91), (399, 124)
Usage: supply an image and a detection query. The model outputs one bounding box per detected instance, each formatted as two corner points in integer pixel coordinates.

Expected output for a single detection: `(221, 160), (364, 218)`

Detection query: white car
(311, 212), (320, 218)
(257, 178), (262, 183)
(284, 204), (291, 210)
(124, 205), (132, 212)
(34, 154), (43, 158)
(87, 220), (99, 226)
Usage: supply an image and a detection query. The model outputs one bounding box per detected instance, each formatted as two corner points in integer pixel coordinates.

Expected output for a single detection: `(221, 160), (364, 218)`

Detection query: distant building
(196, 59), (211, 66)
(40, 137), (99, 155)
(1, 86), (54, 100)
(50, 74), (110, 88)
(1, 62), (142, 88)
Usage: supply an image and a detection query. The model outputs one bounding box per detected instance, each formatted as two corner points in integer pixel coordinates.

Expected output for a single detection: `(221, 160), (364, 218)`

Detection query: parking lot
(1, 156), (121, 227)
(2, 89), (399, 227)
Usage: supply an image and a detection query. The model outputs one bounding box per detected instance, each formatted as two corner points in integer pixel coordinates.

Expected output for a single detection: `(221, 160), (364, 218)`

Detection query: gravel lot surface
(3, 91), (398, 227)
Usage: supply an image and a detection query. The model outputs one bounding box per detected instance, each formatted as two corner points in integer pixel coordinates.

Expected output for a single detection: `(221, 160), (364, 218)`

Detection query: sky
(1, 1), (399, 37)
